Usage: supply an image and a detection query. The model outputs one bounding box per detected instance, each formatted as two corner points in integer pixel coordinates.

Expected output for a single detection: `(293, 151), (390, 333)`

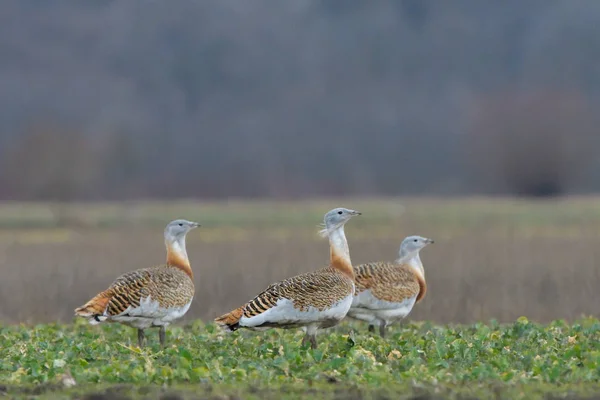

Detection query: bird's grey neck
(397, 251), (424, 277)
(328, 225), (350, 261)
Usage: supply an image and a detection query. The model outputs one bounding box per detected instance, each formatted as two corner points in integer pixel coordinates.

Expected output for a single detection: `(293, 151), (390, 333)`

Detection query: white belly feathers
(109, 296), (193, 329)
(240, 294), (354, 330)
(348, 289), (417, 323)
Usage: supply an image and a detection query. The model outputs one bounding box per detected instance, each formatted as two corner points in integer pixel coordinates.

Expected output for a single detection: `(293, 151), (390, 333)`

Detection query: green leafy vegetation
(1, 317), (600, 399)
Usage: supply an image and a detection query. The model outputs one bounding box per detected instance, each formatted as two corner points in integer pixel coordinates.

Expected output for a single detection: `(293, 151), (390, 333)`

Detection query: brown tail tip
(214, 307), (244, 332)
(74, 296), (110, 318)
(74, 303), (96, 317)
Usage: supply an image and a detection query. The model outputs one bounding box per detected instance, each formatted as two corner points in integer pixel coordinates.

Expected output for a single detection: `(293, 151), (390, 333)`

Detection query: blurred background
(0, 0), (599, 325)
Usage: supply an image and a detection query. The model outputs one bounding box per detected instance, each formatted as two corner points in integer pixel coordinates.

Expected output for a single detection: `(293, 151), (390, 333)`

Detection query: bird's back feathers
(214, 266), (354, 331)
(75, 265), (194, 323)
(353, 261), (426, 304)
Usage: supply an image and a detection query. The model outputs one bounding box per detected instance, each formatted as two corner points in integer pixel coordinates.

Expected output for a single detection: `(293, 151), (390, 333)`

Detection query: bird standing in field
(74, 219), (199, 348)
(214, 207), (361, 349)
(346, 235), (433, 338)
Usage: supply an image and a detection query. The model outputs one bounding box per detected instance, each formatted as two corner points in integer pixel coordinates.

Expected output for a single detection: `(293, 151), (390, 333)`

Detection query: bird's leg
(379, 321), (387, 338)
(309, 334), (318, 350)
(302, 325), (319, 349)
(159, 326), (166, 348)
(368, 325), (375, 333)
(137, 329), (145, 348)
(301, 334), (309, 348)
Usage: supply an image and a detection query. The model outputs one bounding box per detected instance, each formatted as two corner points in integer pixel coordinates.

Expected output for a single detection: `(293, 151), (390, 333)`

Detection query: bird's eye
(414, 239), (418, 242)
(178, 223), (183, 227)
(337, 211), (343, 215)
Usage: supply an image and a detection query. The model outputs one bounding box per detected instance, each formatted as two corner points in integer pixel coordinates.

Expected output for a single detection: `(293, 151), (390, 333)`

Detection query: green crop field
(1, 318), (600, 399)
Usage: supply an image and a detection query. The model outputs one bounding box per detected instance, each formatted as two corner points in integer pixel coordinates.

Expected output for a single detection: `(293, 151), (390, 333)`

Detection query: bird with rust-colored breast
(346, 235), (433, 338)
(74, 219), (199, 348)
(214, 207), (361, 349)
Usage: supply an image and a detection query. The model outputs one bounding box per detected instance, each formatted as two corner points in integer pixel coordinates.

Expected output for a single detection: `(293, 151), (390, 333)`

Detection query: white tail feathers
(75, 310), (107, 325)
(217, 324), (237, 333)
(87, 316), (107, 325)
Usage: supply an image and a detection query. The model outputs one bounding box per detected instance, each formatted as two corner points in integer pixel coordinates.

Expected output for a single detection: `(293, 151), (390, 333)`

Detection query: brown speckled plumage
(354, 261), (426, 303)
(214, 266), (354, 331)
(243, 266), (354, 317)
(79, 265), (194, 318)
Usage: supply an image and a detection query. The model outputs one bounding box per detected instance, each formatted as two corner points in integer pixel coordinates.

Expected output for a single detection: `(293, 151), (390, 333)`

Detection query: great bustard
(74, 219), (199, 347)
(214, 207), (361, 349)
(347, 235), (433, 338)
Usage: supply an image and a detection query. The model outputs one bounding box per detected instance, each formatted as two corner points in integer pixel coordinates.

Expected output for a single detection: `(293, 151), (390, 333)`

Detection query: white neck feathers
(169, 236), (188, 260)
(329, 227), (349, 259)
(397, 251), (424, 279)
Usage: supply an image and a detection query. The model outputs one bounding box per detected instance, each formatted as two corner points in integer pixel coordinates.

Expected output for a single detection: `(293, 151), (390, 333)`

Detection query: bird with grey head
(164, 219), (200, 240)
(320, 207), (362, 236)
(397, 235), (434, 261)
(164, 219), (200, 266)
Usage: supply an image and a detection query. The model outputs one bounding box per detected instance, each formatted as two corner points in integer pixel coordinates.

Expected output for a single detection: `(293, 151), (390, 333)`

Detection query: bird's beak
(350, 210), (362, 216)
(192, 222), (201, 228)
(426, 238), (434, 244)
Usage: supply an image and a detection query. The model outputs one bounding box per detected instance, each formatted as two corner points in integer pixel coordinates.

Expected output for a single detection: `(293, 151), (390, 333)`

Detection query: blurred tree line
(1, 0), (600, 200)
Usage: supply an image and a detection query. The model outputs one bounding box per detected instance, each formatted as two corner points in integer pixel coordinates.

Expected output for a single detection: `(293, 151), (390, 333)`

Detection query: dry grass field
(1, 197), (599, 325)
